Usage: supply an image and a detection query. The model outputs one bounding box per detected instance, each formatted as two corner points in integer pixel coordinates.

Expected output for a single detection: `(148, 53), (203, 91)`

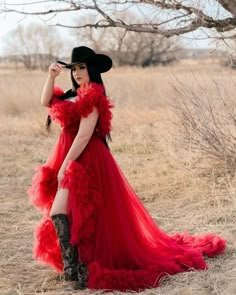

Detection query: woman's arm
(41, 62), (64, 107)
(57, 107), (99, 184)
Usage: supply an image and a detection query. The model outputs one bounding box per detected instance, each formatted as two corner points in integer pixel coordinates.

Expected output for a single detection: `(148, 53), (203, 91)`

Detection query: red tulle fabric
(28, 83), (226, 292)
(76, 83), (113, 138)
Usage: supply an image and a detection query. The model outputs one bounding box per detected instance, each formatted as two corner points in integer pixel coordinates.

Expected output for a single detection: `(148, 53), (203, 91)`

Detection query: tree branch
(1, 0), (236, 38)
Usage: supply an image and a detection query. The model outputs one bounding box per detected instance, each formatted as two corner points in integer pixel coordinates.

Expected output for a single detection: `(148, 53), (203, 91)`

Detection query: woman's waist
(61, 127), (107, 141)
(61, 126), (79, 133)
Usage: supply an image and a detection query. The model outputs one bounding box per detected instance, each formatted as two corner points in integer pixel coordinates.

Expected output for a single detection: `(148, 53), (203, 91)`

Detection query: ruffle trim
(87, 258), (205, 292)
(27, 166), (58, 213)
(171, 232), (226, 257)
(48, 83), (113, 137)
(48, 86), (80, 127)
(48, 100), (80, 128)
(33, 217), (63, 271)
(86, 243), (211, 291)
(76, 83), (113, 138)
(53, 85), (65, 97)
(87, 262), (163, 291)
(60, 160), (101, 264)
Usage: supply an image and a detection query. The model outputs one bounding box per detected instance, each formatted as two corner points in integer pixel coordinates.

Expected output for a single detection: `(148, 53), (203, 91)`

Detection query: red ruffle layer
(76, 83), (113, 137)
(28, 166), (57, 212)
(48, 83), (113, 137)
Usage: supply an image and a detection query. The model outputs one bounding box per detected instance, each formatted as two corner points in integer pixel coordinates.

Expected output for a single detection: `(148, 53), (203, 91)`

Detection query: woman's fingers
(51, 62), (64, 71)
(48, 62), (65, 77)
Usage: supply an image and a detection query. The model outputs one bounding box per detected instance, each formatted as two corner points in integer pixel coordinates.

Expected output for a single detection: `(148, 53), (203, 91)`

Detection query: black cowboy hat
(57, 46), (112, 73)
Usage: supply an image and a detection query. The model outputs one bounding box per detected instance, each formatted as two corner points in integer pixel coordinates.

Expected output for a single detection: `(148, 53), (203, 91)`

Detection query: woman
(28, 46), (226, 291)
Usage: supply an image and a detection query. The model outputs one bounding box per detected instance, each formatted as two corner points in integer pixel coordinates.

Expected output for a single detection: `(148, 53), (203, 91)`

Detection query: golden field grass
(0, 62), (236, 295)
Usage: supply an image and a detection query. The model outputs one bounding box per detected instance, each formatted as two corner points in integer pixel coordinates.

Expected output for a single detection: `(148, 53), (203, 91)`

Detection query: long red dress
(28, 83), (226, 291)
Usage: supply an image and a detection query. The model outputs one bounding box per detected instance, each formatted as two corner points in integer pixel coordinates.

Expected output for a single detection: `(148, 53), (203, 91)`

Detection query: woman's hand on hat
(48, 62), (64, 79)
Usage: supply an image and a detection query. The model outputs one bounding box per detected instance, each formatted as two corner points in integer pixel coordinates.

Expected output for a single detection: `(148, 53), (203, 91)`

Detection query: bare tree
(73, 13), (180, 66)
(1, 1), (236, 38)
(3, 23), (65, 70)
(110, 31), (180, 66)
(75, 27), (180, 67)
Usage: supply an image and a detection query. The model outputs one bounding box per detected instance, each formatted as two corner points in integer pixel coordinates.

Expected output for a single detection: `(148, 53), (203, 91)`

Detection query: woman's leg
(50, 188), (88, 289)
(50, 188), (69, 216)
(50, 189), (78, 281)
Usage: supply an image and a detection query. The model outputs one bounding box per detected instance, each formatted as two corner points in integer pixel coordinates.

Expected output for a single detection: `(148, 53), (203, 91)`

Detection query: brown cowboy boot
(51, 213), (88, 288)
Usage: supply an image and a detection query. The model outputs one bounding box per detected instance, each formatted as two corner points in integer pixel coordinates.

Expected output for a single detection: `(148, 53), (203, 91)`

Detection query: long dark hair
(46, 63), (111, 145)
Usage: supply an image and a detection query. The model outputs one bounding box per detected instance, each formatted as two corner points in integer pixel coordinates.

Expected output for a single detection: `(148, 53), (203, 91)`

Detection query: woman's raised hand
(41, 62), (65, 106)
(48, 62), (64, 78)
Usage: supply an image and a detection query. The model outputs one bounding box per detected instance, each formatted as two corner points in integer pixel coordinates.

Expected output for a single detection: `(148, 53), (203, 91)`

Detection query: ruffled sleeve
(48, 85), (65, 107)
(76, 83), (113, 138)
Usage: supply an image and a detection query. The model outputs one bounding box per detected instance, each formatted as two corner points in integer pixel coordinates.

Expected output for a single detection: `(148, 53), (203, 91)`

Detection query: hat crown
(71, 46), (96, 64)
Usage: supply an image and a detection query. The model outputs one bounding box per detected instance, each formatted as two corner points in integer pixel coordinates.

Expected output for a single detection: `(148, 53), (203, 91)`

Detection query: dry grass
(0, 63), (236, 295)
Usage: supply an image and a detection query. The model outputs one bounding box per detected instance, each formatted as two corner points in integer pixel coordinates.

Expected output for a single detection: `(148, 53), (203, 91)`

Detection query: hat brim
(57, 54), (112, 73)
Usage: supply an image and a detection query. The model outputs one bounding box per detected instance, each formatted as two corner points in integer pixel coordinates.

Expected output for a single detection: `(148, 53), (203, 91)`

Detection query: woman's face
(72, 63), (90, 86)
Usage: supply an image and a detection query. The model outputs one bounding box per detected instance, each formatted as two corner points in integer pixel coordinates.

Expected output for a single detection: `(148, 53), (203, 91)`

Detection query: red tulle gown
(28, 83), (226, 291)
